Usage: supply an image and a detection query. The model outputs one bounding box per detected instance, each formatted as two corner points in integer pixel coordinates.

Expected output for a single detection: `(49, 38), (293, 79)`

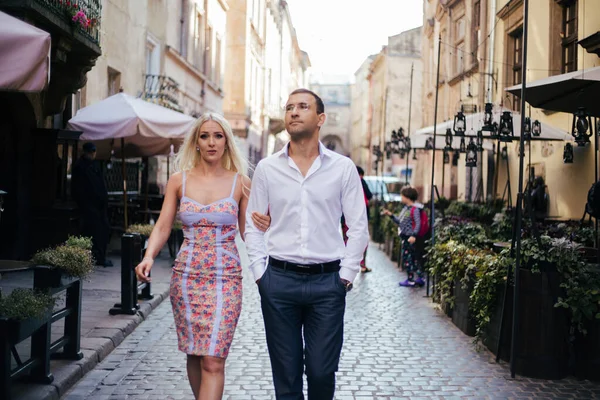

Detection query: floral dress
(170, 172), (242, 358)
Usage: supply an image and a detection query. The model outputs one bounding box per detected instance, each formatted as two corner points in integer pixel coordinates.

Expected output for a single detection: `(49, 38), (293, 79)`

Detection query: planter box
(484, 283), (513, 362)
(33, 266), (78, 289)
(452, 278), (476, 337)
(1, 315), (49, 345)
(574, 317), (600, 382)
(514, 268), (569, 380)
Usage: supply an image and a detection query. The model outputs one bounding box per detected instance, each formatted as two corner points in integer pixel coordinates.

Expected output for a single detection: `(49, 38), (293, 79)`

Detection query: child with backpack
(382, 186), (429, 287)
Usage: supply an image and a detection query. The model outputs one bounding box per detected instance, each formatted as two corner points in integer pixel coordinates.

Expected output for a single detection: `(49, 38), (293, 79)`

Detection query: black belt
(268, 257), (341, 275)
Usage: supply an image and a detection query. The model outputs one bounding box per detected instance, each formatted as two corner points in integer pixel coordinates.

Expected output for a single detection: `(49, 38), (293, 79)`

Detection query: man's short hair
(82, 142), (96, 154)
(401, 186), (419, 202)
(289, 88), (325, 114)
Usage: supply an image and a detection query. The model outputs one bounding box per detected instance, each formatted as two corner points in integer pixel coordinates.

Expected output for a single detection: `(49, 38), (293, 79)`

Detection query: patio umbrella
(414, 109), (572, 141)
(67, 93), (197, 228)
(0, 11), (51, 92)
(67, 93), (196, 158)
(505, 66), (600, 117)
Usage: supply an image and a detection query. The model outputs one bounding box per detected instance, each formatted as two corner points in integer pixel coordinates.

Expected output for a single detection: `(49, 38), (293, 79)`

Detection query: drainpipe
(180, 0), (185, 55)
(487, 0), (496, 103)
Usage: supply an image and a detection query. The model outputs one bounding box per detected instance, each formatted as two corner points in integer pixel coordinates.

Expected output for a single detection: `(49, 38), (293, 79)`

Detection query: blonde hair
(175, 113), (251, 195)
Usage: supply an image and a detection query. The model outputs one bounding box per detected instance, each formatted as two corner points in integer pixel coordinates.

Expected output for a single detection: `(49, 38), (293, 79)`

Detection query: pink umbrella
(0, 11), (51, 92)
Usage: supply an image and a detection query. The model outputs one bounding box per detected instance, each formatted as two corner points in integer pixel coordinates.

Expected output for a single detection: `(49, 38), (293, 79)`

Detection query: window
(146, 36), (160, 75)
(194, 11), (204, 70)
(453, 16), (465, 76)
(509, 28), (523, 111)
(561, 0), (578, 73)
(107, 67), (121, 96)
(472, 0), (481, 65)
(180, 0), (189, 58)
(205, 25), (213, 77)
(214, 37), (222, 86)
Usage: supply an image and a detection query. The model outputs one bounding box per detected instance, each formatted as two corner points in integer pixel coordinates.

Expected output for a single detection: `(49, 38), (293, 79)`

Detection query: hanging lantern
(501, 145), (508, 160)
(532, 120), (542, 137)
(385, 141), (393, 159)
(425, 137), (434, 150)
(453, 110), (466, 136)
(459, 137), (466, 153)
(398, 127), (405, 138)
(572, 107), (592, 146)
(476, 130), (484, 151)
(443, 150), (450, 164)
(499, 111), (514, 142)
(466, 138), (478, 167)
(412, 149), (418, 160)
(444, 128), (453, 151)
(399, 149), (405, 159)
(452, 150), (460, 166)
(482, 103), (494, 131)
(523, 117), (532, 141)
(563, 143), (574, 163)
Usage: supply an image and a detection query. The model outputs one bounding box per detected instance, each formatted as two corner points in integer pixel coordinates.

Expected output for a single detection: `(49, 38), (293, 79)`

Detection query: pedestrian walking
(245, 88), (370, 400)
(382, 186), (427, 287)
(341, 165), (372, 272)
(134, 113), (270, 400)
(72, 142), (112, 267)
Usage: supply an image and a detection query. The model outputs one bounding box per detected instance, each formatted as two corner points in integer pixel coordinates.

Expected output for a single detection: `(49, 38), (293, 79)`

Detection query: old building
(357, 27), (422, 179)
(350, 56), (376, 168)
(309, 83), (352, 156)
(224, 0), (310, 164)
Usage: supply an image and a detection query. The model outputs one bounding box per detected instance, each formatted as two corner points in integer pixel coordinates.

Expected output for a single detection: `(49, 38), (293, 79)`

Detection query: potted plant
(0, 288), (56, 344)
(32, 236), (95, 287)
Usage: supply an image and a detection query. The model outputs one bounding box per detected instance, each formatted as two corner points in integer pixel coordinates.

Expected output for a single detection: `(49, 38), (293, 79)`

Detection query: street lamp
(425, 138), (434, 150)
(523, 117), (532, 141)
(452, 150), (460, 166)
(443, 150), (450, 164)
(412, 149), (418, 160)
(466, 138), (478, 167)
(476, 130), (484, 151)
(499, 111), (514, 142)
(459, 137), (466, 153)
(532, 120), (542, 137)
(572, 107), (592, 146)
(444, 128), (453, 151)
(563, 143), (574, 163)
(453, 110), (466, 136)
(482, 103), (494, 131)
(501, 145), (508, 160)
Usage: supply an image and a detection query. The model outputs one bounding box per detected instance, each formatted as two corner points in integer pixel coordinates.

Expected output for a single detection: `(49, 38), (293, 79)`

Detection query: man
(245, 89), (369, 399)
(72, 142), (112, 267)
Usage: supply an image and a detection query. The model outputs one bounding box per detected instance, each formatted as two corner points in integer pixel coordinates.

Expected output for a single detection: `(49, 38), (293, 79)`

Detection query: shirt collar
(278, 141), (332, 160)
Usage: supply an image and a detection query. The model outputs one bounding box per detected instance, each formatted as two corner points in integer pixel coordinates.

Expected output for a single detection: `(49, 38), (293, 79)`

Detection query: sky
(286, 0), (424, 84)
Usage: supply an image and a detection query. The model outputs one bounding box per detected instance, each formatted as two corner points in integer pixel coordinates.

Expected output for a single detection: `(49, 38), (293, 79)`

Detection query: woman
(134, 113), (270, 400)
(382, 186), (424, 287)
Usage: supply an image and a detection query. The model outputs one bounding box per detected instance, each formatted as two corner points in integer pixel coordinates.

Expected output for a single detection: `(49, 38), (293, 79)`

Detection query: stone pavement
(5, 239), (175, 400)
(62, 240), (600, 400)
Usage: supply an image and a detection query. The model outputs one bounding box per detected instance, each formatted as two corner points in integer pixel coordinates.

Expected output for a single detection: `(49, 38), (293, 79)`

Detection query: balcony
(0, 0), (103, 115)
(265, 104), (285, 134)
(141, 75), (183, 114)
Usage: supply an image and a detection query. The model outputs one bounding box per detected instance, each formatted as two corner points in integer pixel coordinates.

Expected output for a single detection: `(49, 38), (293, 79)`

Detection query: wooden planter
(1, 314), (50, 345)
(483, 283), (513, 362)
(574, 318), (600, 382)
(514, 268), (570, 380)
(452, 278), (476, 337)
(33, 265), (78, 289)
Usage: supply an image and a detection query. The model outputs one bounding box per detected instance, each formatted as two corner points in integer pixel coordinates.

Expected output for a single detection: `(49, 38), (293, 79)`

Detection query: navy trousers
(258, 264), (347, 400)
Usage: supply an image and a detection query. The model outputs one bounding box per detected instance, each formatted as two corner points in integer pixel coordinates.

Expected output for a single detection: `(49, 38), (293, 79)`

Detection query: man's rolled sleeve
(244, 162), (269, 281)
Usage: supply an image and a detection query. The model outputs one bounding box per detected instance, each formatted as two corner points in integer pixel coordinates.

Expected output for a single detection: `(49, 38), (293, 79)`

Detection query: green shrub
(0, 288), (56, 320)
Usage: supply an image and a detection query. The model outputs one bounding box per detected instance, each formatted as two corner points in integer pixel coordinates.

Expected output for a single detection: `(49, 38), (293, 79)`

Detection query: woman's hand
(408, 236), (416, 244)
(252, 211), (271, 232)
(135, 258), (154, 283)
(381, 209), (392, 216)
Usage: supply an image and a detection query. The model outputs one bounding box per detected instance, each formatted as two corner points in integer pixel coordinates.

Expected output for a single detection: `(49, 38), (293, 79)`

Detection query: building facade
(418, 0), (600, 218)
(224, 0), (310, 165)
(309, 84), (352, 156)
(355, 27), (422, 180)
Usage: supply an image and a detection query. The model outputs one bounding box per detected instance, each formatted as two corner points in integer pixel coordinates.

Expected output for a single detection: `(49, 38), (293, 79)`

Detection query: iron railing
(34, 0), (102, 45)
(142, 75), (183, 113)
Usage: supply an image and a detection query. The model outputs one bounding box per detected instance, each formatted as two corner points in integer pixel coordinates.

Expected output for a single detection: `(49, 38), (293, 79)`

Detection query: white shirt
(245, 142), (369, 282)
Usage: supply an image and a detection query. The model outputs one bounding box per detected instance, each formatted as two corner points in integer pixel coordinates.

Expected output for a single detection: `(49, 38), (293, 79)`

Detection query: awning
(505, 66), (600, 117)
(0, 11), (51, 92)
(67, 93), (197, 158)
(414, 109), (571, 142)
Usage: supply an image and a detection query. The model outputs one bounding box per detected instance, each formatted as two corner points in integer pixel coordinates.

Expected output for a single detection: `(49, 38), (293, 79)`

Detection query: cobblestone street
(63, 241), (600, 399)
